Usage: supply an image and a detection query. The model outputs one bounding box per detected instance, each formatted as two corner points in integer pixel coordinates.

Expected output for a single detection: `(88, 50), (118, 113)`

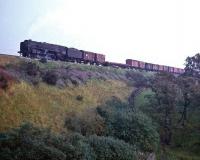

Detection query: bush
(126, 71), (149, 87)
(65, 109), (105, 136)
(0, 123), (66, 160)
(20, 62), (41, 85)
(43, 71), (58, 85)
(97, 97), (159, 152)
(76, 95), (83, 101)
(25, 62), (40, 76)
(0, 74), (8, 90)
(67, 133), (137, 160)
(0, 123), (137, 160)
(67, 133), (96, 160)
(87, 135), (137, 160)
(40, 58), (47, 63)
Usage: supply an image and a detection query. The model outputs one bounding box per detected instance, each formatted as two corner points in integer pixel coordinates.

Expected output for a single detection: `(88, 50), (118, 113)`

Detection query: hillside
(0, 54), (200, 160)
(0, 55), (143, 131)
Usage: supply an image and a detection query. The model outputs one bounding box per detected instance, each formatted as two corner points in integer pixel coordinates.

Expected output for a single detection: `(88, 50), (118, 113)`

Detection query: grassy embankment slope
(1, 54), (200, 160)
(0, 55), (139, 132)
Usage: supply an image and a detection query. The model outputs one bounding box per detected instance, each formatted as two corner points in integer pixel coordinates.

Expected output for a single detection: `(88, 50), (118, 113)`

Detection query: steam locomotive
(19, 40), (184, 74)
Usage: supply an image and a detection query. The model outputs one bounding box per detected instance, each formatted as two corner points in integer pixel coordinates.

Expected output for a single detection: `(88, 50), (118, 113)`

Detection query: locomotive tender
(19, 40), (184, 74)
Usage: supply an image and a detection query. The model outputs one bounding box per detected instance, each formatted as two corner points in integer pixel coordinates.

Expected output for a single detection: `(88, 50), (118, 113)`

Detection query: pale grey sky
(1, 0), (200, 68)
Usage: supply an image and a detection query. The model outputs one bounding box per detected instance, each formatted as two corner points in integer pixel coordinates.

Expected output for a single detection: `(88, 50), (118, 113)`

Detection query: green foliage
(172, 126), (200, 155)
(66, 133), (96, 160)
(97, 97), (159, 152)
(157, 149), (200, 160)
(87, 135), (137, 160)
(144, 72), (200, 157)
(184, 53), (200, 77)
(176, 76), (199, 126)
(0, 123), (137, 160)
(126, 71), (150, 87)
(1, 54), (200, 159)
(134, 89), (154, 110)
(150, 72), (180, 145)
(0, 123), (66, 160)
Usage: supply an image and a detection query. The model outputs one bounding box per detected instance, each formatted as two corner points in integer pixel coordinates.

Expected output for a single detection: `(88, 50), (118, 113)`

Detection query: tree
(151, 72), (179, 145)
(184, 53), (200, 77)
(179, 53), (200, 124)
(177, 76), (197, 126)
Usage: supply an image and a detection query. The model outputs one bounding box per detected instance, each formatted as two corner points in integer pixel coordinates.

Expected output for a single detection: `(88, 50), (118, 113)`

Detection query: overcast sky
(1, 0), (200, 67)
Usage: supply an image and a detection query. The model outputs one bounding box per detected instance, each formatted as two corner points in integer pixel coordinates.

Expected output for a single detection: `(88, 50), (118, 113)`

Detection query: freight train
(19, 40), (184, 74)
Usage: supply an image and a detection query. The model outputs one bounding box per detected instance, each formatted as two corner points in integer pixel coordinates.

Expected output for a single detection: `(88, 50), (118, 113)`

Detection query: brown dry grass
(0, 55), (20, 66)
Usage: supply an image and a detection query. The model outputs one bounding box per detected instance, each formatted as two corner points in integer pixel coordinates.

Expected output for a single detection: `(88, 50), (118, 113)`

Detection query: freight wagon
(125, 59), (184, 74)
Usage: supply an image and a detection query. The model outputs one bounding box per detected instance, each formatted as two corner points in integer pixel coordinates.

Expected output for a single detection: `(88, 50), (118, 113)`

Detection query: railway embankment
(0, 54), (200, 160)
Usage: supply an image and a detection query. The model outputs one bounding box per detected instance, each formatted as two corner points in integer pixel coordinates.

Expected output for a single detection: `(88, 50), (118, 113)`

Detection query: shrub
(67, 133), (137, 160)
(67, 133), (96, 160)
(25, 62), (40, 76)
(40, 58), (47, 63)
(76, 95), (83, 101)
(0, 74), (8, 90)
(87, 135), (137, 160)
(0, 124), (136, 160)
(65, 109), (105, 136)
(0, 123), (66, 160)
(43, 71), (58, 85)
(172, 127), (200, 155)
(126, 71), (149, 87)
(30, 76), (41, 85)
(97, 97), (159, 152)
